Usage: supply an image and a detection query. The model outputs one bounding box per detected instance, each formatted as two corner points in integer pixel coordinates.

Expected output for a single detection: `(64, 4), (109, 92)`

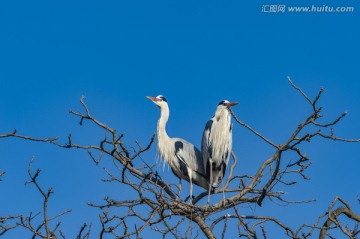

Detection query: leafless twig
(2, 78), (360, 238)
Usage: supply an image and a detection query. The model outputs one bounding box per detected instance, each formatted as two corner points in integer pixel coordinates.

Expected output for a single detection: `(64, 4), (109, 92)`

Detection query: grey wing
(174, 138), (205, 176)
(202, 119), (213, 173)
(193, 144), (206, 176)
(174, 140), (189, 178)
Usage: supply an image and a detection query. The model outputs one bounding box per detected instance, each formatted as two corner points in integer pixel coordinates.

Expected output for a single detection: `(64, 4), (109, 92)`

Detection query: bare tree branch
(14, 157), (91, 239)
(0, 215), (21, 236)
(320, 197), (360, 239)
(2, 78), (360, 238)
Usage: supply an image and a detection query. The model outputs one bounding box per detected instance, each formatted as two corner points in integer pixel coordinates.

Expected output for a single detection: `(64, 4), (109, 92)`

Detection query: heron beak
(228, 102), (239, 107)
(146, 96), (157, 102)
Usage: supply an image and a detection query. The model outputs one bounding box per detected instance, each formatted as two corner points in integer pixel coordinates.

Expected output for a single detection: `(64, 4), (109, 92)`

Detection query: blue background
(1, 0), (359, 237)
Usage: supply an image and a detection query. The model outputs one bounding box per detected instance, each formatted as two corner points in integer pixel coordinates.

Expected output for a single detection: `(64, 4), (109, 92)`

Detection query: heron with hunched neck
(202, 100), (238, 204)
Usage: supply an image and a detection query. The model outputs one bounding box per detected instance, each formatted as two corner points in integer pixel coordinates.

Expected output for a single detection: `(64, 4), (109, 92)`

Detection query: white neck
(157, 104), (170, 142)
(215, 107), (230, 120)
(156, 104), (174, 166)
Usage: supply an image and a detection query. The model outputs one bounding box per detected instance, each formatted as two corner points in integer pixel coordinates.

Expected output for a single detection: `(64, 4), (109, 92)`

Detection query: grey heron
(202, 100), (238, 203)
(147, 95), (209, 203)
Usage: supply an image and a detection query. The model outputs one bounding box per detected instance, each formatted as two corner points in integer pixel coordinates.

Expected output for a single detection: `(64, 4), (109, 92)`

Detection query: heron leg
(207, 163), (212, 205)
(220, 164), (225, 205)
(189, 176), (193, 204)
(178, 178), (182, 194)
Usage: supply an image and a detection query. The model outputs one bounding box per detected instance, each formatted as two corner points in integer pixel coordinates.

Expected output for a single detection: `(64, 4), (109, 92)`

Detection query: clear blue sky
(1, 0), (359, 237)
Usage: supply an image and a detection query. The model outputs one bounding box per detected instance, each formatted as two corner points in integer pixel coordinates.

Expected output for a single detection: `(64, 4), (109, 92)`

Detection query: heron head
(217, 100), (238, 110)
(146, 95), (168, 108)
